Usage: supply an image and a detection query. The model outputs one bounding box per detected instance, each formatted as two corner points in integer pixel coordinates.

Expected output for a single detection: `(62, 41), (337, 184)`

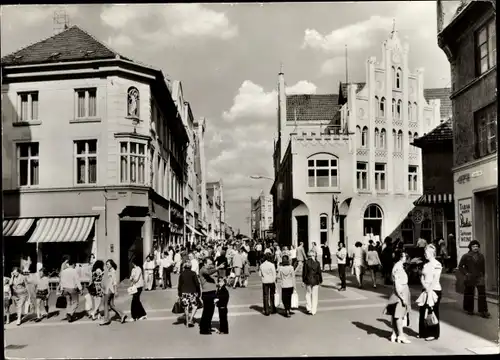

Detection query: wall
(421, 146), (454, 193)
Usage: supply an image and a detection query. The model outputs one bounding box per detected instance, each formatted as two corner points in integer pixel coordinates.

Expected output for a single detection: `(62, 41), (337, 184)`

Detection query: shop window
(420, 219), (432, 242)
(401, 218), (415, 245)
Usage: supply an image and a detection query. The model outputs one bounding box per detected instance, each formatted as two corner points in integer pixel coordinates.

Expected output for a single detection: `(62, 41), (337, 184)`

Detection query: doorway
(478, 190), (498, 292)
(120, 221), (144, 281)
(296, 215), (309, 253)
(363, 204), (383, 241)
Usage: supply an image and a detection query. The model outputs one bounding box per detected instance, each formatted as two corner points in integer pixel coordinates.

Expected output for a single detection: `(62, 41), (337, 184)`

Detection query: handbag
(291, 290), (299, 309)
(84, 293), (93, 311)
(55, 295), (67, 309)
(274, 289), (281, 307)
(127, 285), (138, 295)
(424, 307), (439, 326)
(172, 299), (183, 314)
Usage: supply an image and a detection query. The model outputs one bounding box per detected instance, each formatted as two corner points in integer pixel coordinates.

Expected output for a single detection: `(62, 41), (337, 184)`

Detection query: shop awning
(3, 218), (36, 237)
(186, 224), (204, 236)
(198, 227), (208, 237)
(28, 217), (95, 243)
(414, 193), (454, 206)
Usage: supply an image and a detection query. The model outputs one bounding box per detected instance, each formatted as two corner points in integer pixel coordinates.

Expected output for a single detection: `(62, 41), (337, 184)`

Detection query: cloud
(101, 4), (238, 49)
(106, 34), (133, 48)
(320, 57), (345, 75)
(222, 80), (317, 122)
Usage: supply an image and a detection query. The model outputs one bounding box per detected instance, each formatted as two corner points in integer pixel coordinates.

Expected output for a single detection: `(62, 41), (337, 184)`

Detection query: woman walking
(130, 259), (147, 321)
(366, 245), (382, 288)
(9, 267), (28, 326)
(352, 242), (366, 288)
(88, 260), (104, 320)
(278, 255), (296, 317)
(418, 244), (442, 341)
(34, 267), (50, 322)
(100, 259), (127, 326)
(177, 262), (201, 327)
(385, 251), (412, 344)
(143, 255), (155, 291)
(199, 257), (223, 334)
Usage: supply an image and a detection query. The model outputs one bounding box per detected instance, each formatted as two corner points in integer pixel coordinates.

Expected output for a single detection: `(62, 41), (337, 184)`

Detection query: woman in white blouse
(130, 259), (147, 321)
(143, 255), (155, 291)
(418, 244), (442, 341)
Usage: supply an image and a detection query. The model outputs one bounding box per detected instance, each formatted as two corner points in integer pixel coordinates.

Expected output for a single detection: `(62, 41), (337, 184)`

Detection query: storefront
(169, 203), (185, 246)
(453, 154), (498, 293)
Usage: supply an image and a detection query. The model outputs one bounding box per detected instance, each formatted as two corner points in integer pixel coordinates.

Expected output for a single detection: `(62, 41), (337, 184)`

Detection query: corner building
(272, 29), (447, 253)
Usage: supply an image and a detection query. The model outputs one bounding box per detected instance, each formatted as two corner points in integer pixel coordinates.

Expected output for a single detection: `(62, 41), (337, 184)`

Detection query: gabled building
(1, 26), (188, 280)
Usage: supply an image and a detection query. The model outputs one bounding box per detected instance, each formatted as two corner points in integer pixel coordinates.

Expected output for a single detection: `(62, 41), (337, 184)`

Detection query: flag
(331, 195), (339, 230)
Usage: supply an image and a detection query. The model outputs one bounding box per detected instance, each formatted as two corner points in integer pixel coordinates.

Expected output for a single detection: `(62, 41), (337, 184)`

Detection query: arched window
(363, 204), (383, 237)
(413, 102), (418, 121)
(380, 129), (386, 149)
(374, 128), (380, 148)
(408, 132), (414, 152)
(375, 96), (379, 115)
(307, 153), (339, 188)
(392, 129), (397, 149)
(396, 68), (402, 89)
(397, 130), (403, 151)
(413, 133), (418, 153)
(397, 100), (402, 120)
(356, 125), (362, 146)
(391, 66), (396, 88)
(127, 87), (140, 118)
(401, 218), (415, 245)
(420, 219), (432, 242)
(392, 99), (396, 118)
(408, 102), (412, 121)
(380, 97), (386, 117)
(362, 127), (368, 147)
(320, 214), (328, 245)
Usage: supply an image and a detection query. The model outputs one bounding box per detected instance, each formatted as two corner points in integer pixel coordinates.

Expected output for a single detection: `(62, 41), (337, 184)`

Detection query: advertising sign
(458, 197), (473, 248)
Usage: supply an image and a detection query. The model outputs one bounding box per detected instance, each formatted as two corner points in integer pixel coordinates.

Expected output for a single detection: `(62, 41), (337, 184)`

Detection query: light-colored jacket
(130, 266), (144, 288)
(278, 265), (296, 289)
(259, 261), (277, 284)
(366, 250), (381, 266)
(296, 246), (307, 262)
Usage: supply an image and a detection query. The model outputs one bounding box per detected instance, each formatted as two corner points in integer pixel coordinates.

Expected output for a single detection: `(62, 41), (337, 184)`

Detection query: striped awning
(198, 228), (208, 237)
(3, 218), (36, 237)
(28, 217), (95, 243)
(414, 193), (454, 206)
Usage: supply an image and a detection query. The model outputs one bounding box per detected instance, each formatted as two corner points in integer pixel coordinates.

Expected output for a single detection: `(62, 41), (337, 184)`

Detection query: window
(401, 219), (414, 245)
(392, 129), (397, 149)
(74, 140), (97, 184)
(408, 102), (412, 121)
(307, 155), (338, 187)
(408, 132), (414, 152)
(356, 162), (368, 190)
(127, 87), (140, 118)
(397, 130), (403, 151)
(375, 96), (379, 115)
(420, 219), (432, 243)
(476, 19), (496, 75)
(397, 100), (402, 120)
(363, 204), (383, 236)
(362, 127), (368, 147)
(374, 163), (386, 191)
(320, 214), (328, 245)
(396, 68), (402, 89)
(356, 126), (361, 145)
(374, 128), (380, 148)
(391, 66), (395, 87)
(18, 92), (39, 122)
(408, 165), (418, 192)
(75, 89), (97, 118)
(380, 129), (386, 149)
(17, 142), (39, 186)
(392, 99), (396, 118)
(120, 141), (146, 184)
(474, 104), (497, 158)
(413, 132), (418, 153)
(379, 97), (386, 117)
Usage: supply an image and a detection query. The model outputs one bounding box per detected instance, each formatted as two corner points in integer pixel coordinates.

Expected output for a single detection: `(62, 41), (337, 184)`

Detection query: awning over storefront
(414, 193), (454, 206)
(3, 218), (36, 237)
(28, 217), (95, 243)
(198, 228), (208, 237)
(186, 224), (204, 236)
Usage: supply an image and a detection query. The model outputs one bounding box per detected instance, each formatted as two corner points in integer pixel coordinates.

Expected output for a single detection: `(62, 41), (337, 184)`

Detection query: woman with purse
(278, 255), (296, 318)
(366, 245), (382, 288)
(129, 259), (147, 321)
(9, 267), (28, 326)
(418, 244), (442, 341)
(177, 261), (201, 327)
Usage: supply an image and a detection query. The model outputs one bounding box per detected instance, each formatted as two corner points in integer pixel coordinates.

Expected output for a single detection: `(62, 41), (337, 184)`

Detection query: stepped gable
(424, 88), (452, 120)
(286, 94), (341, 123)
(1, 25), (131, 66)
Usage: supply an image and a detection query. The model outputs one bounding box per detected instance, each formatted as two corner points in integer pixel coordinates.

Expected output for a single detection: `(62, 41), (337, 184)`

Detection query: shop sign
(458, 197), (473, 248)
(457, 173), (470, 184)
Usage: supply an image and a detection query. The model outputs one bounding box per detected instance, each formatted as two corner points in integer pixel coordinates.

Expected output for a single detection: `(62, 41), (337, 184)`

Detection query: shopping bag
(424, 308), (439, 326)
(274, 289), (280, 307)
(55, 295), (67, 309)
(23, 300), (31, 314)
(291, 290), (299, 309)
(172, 299), (183, 314)
(84, 293), (93, 311)
(127, 285), (138, 295)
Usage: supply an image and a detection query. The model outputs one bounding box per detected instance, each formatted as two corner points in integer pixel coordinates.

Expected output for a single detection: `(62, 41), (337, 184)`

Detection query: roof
(340, 82), (366, 99)
(424, 88), (452, 120)
(414, 118), (453, 145)
(1, 25), (130, 66)
(286, 94), (341, 123)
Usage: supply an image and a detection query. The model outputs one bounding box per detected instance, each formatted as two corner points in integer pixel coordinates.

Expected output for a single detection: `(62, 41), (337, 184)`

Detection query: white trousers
(305, 285), (319, 315)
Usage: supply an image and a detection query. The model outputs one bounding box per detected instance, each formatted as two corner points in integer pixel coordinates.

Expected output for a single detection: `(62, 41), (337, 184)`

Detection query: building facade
(206, 180), (225, 241)
(250, 191), (274, 239)
(272, 29), (449, 254)
(193, 117), (209, 240)
(437, 0), (498, 292)
(1, 26), (189, 280)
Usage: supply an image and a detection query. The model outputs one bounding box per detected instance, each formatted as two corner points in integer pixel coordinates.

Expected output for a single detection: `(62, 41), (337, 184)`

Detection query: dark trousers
(218, 307), (229, 334)
(463, 284), (488, 313)
(130, 287), (147, 320)
(282, 287), (293, 311)
(338, 264), (347, 289)
(200, 291), (216, 334)
(419, 290), (442, 339)
(262, 283), (276, 315)
(162, 267), (173, 289)
(103, 293), (124, 322)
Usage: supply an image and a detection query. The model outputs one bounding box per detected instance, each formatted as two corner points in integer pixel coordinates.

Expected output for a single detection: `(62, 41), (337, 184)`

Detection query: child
(35, 268), (49, 322)
(4, 277), (11, 325)
(215, 277), (230, 334)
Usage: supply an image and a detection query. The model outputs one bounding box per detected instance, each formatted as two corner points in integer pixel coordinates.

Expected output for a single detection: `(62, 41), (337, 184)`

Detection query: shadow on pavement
(351, 321), (392, 340)
(4, 344), (28, 350)
(377, 317), (419, 338)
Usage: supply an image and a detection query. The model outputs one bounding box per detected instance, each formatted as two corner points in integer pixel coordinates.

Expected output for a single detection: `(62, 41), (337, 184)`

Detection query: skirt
(385, 285), (411, 321)
(180, 293), (198, 311)
(36, 289), (49, 300)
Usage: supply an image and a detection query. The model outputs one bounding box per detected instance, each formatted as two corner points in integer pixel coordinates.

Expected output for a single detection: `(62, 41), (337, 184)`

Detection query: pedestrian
(322, 244), (332, 271)
(295, 242), (307, 274)
(189, 252), (200, 276)
(290, 245), (297, 269)
(255, 241), (263, 266)
(60, 255), (70, 274)
(259, 253), (277, 316)
(215, 277), (230, 334)
(58, 259), (82, 323)
(336, 242), (347, 291)
(9, 267), (28, 326)
(88, 260), (104, 320)
(417, 244), (442, 341)
(34, 267), (49, 322)
(143, 255), (155, 291)
(215, 248), (228, 279)
(278, 255), (296, 317)
(302, 250), (322, 316)
(274, 245), (282, 268)
(446, 234), (457, 273)
(199, 257), (223, 334)
(458, 240), (491, 318)
(384, 250), (411, 344)
(129, 258), (147, 321)
(352, 242), (366, 288)
(437, 239), (449, 268)
(174, 249), (182, 274)
(177, 261), (201, 327)
(231, 248), (243, 289)
(241, 248), (250, 287)
(4, 277), (12, 324)
(161, 251), (174, 289)
(366, 245), (382, 288)
(381, 237), (394, 285)
(100, 259), (127, 326)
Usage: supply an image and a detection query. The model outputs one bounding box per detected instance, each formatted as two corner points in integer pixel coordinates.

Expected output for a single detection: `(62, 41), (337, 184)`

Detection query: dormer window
(127, 87), (140, 118)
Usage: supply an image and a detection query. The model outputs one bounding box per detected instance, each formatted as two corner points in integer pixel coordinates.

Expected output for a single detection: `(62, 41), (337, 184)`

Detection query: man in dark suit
(302, 250), (323, 315)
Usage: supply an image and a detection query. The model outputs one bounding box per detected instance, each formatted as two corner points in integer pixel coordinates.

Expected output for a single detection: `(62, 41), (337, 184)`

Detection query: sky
(1, 2), (460, 235)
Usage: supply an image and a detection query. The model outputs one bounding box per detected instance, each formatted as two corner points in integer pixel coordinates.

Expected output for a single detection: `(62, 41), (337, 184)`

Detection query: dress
(88, 271), (104, 297)
(385, 261), (411, 322)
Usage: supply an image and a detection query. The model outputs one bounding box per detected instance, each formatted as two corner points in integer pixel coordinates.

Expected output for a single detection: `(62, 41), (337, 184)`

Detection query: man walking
(161, 251), (174, 289)
(336, 242), (347, 291)
(302, 250), (323, 315)
(259, 253), (277, 316)
(59, 260), (82, 323)
(295, 242), (307, 274)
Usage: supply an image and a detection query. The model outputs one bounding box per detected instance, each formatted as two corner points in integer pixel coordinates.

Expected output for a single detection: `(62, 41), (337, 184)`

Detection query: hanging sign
(458, 197), (473, 248)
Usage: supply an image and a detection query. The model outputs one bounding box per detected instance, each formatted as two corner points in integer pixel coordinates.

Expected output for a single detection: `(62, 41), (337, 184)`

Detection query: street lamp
(249, 175), (274, 180)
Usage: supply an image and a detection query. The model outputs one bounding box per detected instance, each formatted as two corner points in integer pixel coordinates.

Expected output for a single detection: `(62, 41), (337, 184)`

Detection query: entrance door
(483, 192), (498, 292)
(120, 221), (144, 281)
(296, 215), (309, 253)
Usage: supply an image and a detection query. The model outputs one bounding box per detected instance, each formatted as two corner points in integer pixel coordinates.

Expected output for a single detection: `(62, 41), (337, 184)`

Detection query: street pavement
(4, 270), (499, 358)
